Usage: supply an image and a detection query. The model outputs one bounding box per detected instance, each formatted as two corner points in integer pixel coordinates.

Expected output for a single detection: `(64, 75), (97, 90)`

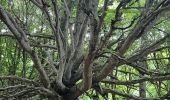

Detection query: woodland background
(0, 0), (170, 99)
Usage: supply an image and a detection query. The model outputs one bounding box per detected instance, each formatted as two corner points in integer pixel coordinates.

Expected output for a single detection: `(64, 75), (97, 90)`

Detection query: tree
(0, 0), (170, 99)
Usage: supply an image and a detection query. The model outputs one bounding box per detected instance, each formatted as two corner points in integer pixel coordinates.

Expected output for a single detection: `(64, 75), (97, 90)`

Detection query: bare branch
(0, 76), (39, 85)
(102, 75), (170, 85)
